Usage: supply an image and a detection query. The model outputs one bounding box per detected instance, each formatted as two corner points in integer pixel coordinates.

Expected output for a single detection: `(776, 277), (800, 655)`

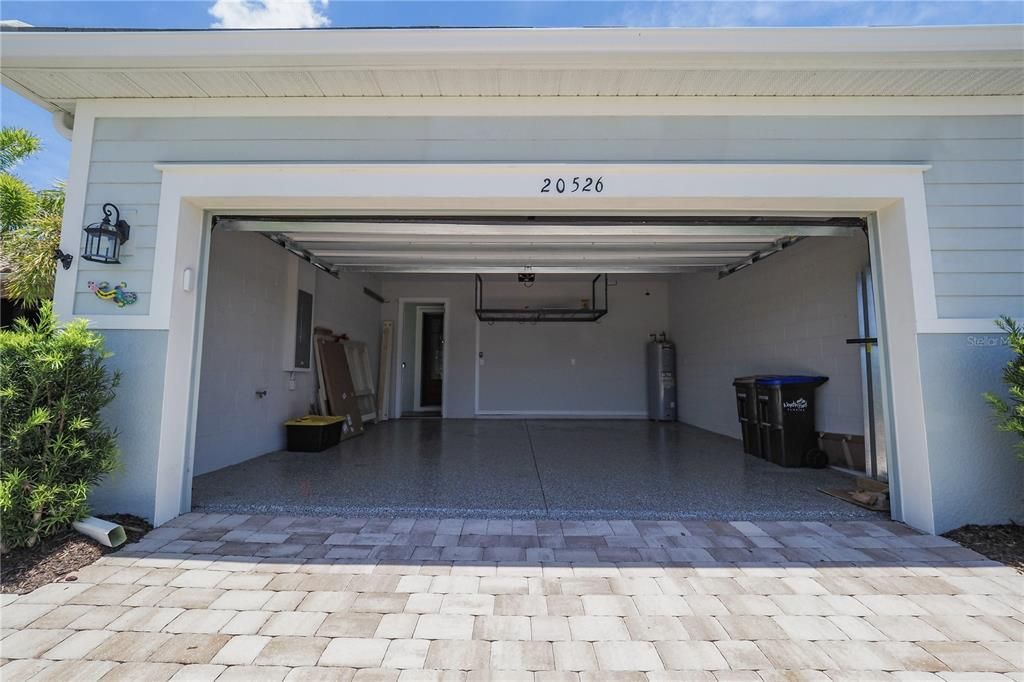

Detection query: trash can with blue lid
(732, 376), (761, 457)
(755, 375), (828, 467)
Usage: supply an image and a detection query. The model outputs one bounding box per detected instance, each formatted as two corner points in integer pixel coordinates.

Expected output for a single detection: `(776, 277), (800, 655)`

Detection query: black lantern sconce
(81, 203), (131, 264)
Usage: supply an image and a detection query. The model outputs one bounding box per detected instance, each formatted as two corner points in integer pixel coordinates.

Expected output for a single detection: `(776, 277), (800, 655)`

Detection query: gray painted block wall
(380, 277), (482, 419)
(917, 333), (1024, 531)
(88, 330), (168, 517)
(399, 301), (423, 415)
(476, 278), (669, 414)
(193, 230), (381, 476)
(381, 276), (670, 417)
(669, 236), (870, 439)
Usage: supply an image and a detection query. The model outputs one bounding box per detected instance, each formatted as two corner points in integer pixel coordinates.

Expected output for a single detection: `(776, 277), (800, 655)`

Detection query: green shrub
(0, 303), (120, 551)
(984, 315), (1024, 461)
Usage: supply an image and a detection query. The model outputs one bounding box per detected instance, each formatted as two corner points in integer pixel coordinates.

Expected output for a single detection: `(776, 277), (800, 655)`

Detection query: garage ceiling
(215, 215), (865, 275)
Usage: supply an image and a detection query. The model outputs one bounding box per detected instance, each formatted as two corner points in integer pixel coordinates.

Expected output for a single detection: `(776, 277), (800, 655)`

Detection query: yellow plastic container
(284, 415), (345, 451)
(284, 416), (344, 427)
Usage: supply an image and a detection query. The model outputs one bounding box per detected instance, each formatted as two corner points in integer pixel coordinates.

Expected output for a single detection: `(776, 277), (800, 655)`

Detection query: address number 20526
(540, 176), (604, 194)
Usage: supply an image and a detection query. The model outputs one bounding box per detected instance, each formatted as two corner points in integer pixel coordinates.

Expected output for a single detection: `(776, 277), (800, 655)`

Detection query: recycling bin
(732, 376), (761, 457)
(755, 375), (828, 467)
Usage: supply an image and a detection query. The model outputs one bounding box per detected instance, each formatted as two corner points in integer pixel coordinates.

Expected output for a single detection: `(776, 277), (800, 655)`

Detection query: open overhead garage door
(194, 210), (884, 519)
(213, 215), (866, 275)
(210, 212), (873, 427)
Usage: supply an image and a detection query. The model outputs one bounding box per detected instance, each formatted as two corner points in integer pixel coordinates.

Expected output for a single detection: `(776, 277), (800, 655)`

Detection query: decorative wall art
(88, 281), (138, 307)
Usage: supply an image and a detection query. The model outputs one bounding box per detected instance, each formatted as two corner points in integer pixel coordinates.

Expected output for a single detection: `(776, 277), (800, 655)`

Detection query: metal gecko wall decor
(88, 281), (138, 308)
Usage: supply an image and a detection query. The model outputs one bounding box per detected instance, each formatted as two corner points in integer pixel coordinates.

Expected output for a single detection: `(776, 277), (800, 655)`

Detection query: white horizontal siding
(78, 115), (1023, 320)
(933, 273), (1024, 296)
(88, 138), (1024, 163)
(930, 228), (1024, 251)
(90, 116), (1024, 141)
(74, 291), (151, 316)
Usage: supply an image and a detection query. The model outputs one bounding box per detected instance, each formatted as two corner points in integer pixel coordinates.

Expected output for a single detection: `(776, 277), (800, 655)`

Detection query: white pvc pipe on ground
(72, 516), (127, 548)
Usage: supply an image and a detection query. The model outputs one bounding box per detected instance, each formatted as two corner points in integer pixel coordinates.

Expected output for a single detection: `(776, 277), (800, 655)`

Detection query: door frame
(414, 305), (446, 412)
(129, 162), (946, 530)
(395, 297), (450, 418)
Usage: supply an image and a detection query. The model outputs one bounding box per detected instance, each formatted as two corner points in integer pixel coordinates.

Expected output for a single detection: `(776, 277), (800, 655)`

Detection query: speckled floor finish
(192, 420), (880, 520)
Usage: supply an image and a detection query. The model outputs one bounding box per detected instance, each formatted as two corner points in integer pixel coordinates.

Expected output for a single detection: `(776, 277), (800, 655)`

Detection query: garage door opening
(188, 214), (890, 520)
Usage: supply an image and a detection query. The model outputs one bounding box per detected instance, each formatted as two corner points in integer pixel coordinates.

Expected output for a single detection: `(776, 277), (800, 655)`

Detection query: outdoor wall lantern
(81, 203), (130, 264)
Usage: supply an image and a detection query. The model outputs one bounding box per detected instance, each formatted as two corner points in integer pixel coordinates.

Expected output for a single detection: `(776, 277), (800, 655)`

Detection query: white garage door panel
(477, 279), (668, 415)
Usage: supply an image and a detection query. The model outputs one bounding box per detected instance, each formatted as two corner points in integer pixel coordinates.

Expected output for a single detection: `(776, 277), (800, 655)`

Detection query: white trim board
(6, 25), (1019, 64)
(68, 96), (1024, 120)
(129, 161), (940, 532)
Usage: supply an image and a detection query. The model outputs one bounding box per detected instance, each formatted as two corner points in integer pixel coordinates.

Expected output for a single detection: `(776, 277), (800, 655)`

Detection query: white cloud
(209, 0), (330, 29)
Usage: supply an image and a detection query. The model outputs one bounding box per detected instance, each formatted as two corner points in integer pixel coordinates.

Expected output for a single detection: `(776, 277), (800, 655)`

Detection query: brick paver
(1, 513), (1020, 680)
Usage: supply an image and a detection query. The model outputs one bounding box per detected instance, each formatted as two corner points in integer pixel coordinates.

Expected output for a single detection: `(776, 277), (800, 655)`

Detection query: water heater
(646, 339), (677, 421)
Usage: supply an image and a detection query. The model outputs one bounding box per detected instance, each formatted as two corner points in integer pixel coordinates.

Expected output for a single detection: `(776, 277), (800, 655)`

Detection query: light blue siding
(80, 114), (1024, 322)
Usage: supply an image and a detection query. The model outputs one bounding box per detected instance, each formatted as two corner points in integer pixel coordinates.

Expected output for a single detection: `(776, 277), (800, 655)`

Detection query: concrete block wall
(380, 275), (669, 417)
(193, 231), (380, 475)
(669, 236), (870, 439)
(475, 277), (669, 415)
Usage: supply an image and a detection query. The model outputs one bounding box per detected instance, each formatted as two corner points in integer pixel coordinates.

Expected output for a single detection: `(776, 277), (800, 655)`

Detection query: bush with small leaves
(0, 303), (120, 551)
(984, 315), (1024, 461)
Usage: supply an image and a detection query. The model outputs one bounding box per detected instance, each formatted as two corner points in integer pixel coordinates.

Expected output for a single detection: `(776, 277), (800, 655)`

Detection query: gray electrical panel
(646, 340), (677, 421)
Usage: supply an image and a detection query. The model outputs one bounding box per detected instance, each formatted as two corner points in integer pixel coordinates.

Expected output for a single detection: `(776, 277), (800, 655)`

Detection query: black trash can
(755, 375), (828, 467)
(732, 376), (761, 457)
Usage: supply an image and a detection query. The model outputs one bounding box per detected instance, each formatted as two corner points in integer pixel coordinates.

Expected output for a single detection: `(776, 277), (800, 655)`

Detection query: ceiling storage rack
(475, 274), (609, 323)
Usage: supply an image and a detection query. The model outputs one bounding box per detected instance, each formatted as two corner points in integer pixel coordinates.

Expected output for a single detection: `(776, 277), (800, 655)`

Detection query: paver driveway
(1, 513), (1021, 681)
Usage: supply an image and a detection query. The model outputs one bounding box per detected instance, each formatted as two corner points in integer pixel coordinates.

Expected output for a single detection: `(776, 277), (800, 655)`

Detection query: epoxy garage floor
(192, 420), (878, 521)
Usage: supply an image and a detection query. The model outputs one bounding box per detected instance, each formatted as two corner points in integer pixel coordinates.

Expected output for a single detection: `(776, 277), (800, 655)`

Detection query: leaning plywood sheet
(315, 338), (364, 441)
(342, 340), (377, 423)
(313, 330), (332, 416)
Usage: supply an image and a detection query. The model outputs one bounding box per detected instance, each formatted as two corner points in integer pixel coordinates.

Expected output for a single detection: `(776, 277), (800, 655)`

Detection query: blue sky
(2, 1), (1022, 188)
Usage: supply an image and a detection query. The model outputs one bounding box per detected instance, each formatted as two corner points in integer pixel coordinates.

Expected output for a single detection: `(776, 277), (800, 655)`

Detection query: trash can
(755, 375), (828, 467)
(284, 415), (344, 452)
(732, 376), (761, 457)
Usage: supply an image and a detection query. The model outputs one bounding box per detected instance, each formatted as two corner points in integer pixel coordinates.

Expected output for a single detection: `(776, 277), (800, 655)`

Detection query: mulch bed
(944, 523), (1024, 574)
(1, 514), (151, 595)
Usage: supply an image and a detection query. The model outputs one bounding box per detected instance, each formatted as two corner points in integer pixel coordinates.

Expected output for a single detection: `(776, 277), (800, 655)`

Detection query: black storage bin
(732, 376), (761, 457)
(284, 416), (344, 452)
(755, 375), (828, 467)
